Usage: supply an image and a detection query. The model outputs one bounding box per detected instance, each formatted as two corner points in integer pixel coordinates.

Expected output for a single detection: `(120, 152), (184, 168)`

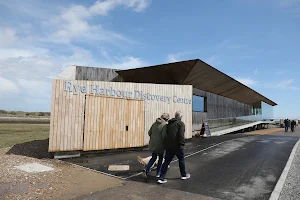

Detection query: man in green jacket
(158, 111), (190, 184)
(143, 113), (169, 178)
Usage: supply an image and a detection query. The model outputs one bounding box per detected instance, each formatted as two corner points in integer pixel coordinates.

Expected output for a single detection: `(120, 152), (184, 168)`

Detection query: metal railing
(206, 115), (262, 129)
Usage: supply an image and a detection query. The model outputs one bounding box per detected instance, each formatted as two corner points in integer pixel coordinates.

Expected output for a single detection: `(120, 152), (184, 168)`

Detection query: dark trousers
(145, 153), (164, 175)
(291, 126), (295, 132)
(159, 148), (187, 180)
(285, 126), (289, 132)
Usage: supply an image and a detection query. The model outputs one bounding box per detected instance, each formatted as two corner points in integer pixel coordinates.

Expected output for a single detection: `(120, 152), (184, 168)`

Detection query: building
(49, 59), (276, 153)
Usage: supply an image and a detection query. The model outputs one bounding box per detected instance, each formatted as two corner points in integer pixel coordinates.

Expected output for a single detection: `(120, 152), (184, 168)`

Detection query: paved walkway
(70, 128), (299, 200)
(278, 130), (300, 200)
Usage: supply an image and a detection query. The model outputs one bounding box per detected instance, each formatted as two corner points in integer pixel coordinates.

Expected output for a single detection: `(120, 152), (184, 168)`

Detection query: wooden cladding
(49, 79), (192, 152)
(83, 95), (144, 151)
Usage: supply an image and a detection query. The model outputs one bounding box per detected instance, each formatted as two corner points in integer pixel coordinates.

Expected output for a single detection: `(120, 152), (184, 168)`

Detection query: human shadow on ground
(6, 139), (54, 159)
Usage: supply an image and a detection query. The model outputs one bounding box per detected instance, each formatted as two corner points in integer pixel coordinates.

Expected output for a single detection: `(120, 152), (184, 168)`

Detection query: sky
(0, 0), (299, 119)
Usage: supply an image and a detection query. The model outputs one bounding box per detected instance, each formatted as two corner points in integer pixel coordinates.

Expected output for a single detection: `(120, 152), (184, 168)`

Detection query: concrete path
(70, 128), (300, 200)
(64, 133), (248, 179)
(277, 130), (300, 200)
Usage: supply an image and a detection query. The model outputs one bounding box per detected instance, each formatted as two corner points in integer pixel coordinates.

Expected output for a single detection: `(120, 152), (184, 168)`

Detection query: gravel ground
(0, 148), (122, 200)
(278, 140), (300, 200)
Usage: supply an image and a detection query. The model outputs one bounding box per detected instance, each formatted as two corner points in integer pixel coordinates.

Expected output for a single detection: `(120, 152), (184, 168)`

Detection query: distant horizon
(1, 108), (299, 120)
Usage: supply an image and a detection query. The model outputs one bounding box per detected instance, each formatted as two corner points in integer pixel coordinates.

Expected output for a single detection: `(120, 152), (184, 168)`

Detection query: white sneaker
(181, 174), (191, 180)
(156, 174), (160, 178)
(157, 179), (167, 184)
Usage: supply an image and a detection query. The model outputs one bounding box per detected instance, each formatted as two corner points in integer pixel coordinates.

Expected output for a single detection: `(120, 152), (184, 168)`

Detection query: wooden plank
(78, 80), (84, 150)
(84, 95), (91, 151)
(99, 95), (104, 150)
(57, 80), (64, 151)
(65, 85), (71, 151)
(91, 94), (96, 150)
(52, 80), (60, 151)
(74, 82), (79, 150)
(95, 93), (99, 150)
(96, 94), (100, 150)
(49, 80), (56, 152)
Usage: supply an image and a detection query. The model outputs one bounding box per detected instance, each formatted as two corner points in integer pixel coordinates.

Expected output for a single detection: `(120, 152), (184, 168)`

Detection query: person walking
(291, 120), (296, 132)
(143, 113), (169, 178)
(284, 118), (289, 132)
(157, 111), (190, 184)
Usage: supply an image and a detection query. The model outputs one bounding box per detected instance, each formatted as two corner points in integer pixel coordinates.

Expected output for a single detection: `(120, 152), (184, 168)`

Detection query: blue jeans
(145, 153), (164, 175)
(159, 148), (187, 180)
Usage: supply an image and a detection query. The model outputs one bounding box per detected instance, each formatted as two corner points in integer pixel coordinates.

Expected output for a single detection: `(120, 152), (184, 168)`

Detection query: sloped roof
(117, 59), (276, 106)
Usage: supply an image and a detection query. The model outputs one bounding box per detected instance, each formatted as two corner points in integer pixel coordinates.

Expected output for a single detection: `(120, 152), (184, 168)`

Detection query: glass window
(193, 95), (205, 112)
(261, 101), (273, 120)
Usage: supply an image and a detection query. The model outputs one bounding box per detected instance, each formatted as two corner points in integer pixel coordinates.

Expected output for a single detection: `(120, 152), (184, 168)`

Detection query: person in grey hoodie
(143, 113), (170, 178)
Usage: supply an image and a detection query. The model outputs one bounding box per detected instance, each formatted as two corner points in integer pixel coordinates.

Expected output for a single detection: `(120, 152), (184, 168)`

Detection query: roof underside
(117, 59), (277, 106)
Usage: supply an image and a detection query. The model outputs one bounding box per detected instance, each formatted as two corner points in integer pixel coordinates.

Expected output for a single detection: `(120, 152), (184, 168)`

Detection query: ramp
(211, 121), (271, 136)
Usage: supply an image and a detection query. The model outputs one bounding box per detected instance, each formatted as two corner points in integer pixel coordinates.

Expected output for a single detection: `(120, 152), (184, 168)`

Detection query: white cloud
(264, 79), (300, 90)
(89, 0), (151, 15)
(167, 54), (180, 63)
(235, 77), (257, 86)
(51, 0), (151, 44)
(253, 68), (258, 75)
(279, 0), (300, 16)
(0, 27), (17, 47)
(277, 79), (300, 89)
(0, 77), (20, 97)
(205, 55), (221, 66)
(280, 0), (299, 7)
(18, 79), (51, 98)
(0, 1), (150, 111)
(101, 56), (147, 69)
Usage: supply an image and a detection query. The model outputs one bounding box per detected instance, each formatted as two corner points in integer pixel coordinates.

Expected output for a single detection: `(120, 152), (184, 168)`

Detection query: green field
(0, 109), (50, 118)
(0, 124), (50, 148)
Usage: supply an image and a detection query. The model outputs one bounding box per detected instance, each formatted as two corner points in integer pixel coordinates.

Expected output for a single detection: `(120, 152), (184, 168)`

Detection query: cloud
(100, 56), (147, 69)
(167, 54), (180, 63)
(265, 79), (300, 90)
(17, 79), (51, 98)
(90, 0), (151, 15)
(50, 0), (151, 44)
(280, 0), (299, 7)
(166, 51), (195, 63)
(0, 1), (150, 111)
(0, 27), (17, 47)
(253, 68), (258, 75)
(0, 77), (20, 97)
(205, 55), (221, 66)
(279, 0), (300, 16)
(235, 78), (257, 86)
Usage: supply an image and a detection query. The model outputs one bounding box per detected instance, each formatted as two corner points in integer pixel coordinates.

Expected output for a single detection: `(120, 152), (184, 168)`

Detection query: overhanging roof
(116, 59), (277, 106)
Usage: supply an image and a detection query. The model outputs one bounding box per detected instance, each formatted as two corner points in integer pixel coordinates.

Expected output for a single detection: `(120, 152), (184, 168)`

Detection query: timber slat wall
(192, 112), (207, 131)
(49, 79), (192, 152)
(193, 88), (252, 119)
(75, 66), (123, 82)
(83, 96), (144, 151)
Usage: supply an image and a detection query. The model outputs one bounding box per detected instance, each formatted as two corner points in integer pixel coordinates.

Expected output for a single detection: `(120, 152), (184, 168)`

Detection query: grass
(0, 123), (50, 148)
(0, 109), (50, 118)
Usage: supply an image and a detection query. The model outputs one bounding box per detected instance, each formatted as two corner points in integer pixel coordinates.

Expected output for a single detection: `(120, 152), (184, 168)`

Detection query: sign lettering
(64, 81), (192, 104)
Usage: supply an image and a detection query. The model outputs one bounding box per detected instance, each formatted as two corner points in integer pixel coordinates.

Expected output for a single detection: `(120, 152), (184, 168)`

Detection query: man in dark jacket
(157, 111), (190, 184)
(143, 113), (169, 178)
(291, 120), (296, 132)
(284, 118), (289, 132)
